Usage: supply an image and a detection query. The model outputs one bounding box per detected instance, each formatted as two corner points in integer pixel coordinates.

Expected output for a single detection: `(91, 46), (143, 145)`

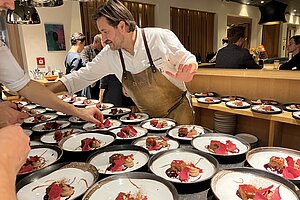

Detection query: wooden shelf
(192, 98), (300, 147)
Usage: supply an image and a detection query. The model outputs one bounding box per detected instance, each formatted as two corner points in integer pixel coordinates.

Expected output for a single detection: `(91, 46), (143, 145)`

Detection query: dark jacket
(215, 43), (261, 69)
(279, 52), (300, 70)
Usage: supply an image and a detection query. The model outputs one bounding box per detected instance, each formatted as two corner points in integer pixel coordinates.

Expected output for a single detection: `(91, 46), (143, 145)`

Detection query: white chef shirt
(61, 27), (197, 95)
(0, 40), (30, 92)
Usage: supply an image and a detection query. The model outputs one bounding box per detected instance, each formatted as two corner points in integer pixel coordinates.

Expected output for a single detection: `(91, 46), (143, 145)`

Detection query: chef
(49, 0), (197, 125)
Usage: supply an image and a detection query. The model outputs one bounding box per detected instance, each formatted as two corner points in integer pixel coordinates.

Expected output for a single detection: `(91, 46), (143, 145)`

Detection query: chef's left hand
(165, 63), (196, 82)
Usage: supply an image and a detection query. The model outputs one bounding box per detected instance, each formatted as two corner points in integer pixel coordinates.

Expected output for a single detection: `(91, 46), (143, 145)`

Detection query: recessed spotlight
(293, 9), (297, 12)
(261, 1), (264, 3)
(246, 2), (250, 5)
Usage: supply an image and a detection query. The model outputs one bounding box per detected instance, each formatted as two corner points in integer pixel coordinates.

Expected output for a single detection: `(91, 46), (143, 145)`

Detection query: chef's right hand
(0, 101), (28, 128)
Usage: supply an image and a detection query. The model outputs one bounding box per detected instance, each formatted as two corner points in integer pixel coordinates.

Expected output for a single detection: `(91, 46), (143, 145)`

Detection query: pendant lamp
(259, 0), (287, 25)
(6, 1), (40, 24)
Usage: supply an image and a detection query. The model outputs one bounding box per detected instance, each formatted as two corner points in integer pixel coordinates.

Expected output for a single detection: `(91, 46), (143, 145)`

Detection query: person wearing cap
(279, 35), (300, 70)
(48, 0), (197, 125)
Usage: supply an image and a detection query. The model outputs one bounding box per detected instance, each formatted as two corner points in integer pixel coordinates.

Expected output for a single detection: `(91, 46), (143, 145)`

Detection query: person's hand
(77, 107), (103, 125)
(0, 125), (30, 175)
(0, 101), (28, 128)
(165, 63), (196, 82)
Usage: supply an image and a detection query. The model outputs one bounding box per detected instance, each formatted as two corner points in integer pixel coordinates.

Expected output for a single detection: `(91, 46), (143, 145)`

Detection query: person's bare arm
(46, 80), (68, 93)
(0, 125), (30, 200)
(18, 80), (103, 124)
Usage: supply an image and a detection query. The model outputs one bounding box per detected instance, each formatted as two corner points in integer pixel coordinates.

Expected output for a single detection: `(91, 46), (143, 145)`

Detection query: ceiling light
(259, 0), (287, 25)
(261, 1), (264, 3)
(6, 1), (40, 24)
(293, 9), (296, 12)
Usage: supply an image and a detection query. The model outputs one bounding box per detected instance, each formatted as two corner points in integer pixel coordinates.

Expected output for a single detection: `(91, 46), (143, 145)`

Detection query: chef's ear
(118, 21), (127, 32)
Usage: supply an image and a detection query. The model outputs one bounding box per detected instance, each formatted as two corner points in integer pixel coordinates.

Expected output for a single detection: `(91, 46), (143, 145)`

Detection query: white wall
(18, 0), (300, 75)
(19, 1), (82, 75)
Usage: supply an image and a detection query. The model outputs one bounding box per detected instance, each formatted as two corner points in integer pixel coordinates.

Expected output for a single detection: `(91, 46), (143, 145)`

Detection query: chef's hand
(0, 125), (30, 175)
(77, 107), (103, 124)
(0, 101), (28, 128)
(165, 63), (196, 82)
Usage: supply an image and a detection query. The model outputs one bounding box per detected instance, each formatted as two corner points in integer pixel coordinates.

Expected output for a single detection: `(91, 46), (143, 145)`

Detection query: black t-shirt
(279, 52), (300, 70)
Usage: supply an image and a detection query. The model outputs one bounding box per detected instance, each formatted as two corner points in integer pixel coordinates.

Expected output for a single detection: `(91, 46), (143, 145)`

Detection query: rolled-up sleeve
(0, 45), (30, 92)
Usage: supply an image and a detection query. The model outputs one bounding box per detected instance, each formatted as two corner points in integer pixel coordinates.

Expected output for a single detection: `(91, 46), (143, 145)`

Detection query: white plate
(110, 126), (148, 140)
(23, 129), (32, 136)
(86, 103), (114, 110)
(56, 111), (68, 116)
(82, 119), (122, 131)
(17, 163), (97, 200)
(82, 173), (177, 200)
(24, 104), (37, 110)
(102, 107), (131, 116)
(63, 96), (86, 103)
(59, 132), (115, 152)
(119, 112), (150, 123)
(251, 105), (282, 114)
(140, 118), (176, 131)
(221, 96), (245, 102)
(32, 121), (71, 132)
(225, 101), (251, 109)
(167, 125), (205, 141)
(18, 145), (62, 175)
(73, 99), (99, 107)
(285, 104), (300, 112)
(211, 168), (299, 200)
(132, 136), (179, 154)
(23, 114), (58, 124)
(192, 134), (250, 156)
(293, 111), (300, 119)
(247, 147), (300, 181)
(40, 128), (83, 144)
(28, 108), (46, 115)
(57, 94), (77, 100)
(197, 97), (221, 104)
(30, 140), (43, 146)
(88, 150), (149, 175)
(68, 116), (86, 123)
(149, 150), (218, 183)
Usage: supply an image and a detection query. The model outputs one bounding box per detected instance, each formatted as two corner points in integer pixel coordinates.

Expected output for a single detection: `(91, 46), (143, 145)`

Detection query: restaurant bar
(0, 0), (300, 199)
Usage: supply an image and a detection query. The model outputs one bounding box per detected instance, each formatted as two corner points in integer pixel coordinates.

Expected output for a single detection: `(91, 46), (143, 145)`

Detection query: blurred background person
(215, 26), (261, 69)
(209, 37), (228, 63)
(80, 34), (103, 99)
(279, 35), (300, 70)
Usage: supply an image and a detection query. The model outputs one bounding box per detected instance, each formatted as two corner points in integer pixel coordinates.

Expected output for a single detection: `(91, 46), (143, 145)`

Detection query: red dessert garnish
(19, 155), (45, 174)
(80, 137), (101, 151)
(237, 184), (281, 200)
(205, 140), (239, 155)
(43, 122), (62, 130)
(117, 125), (137, 138)
(54, 129), (78, 142)
(264, 156), (300, 179)
(106, 154), (134, 172)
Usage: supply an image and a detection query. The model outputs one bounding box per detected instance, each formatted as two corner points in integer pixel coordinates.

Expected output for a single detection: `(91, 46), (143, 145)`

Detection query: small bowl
(44, 75), (58, 81)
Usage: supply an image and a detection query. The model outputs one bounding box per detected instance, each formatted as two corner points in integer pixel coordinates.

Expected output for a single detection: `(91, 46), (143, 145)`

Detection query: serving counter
(187, 68), (300, 150)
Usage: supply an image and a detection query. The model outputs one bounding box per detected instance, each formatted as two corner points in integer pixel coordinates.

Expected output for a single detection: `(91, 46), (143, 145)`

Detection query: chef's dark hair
(291, 35), (300, 45)
(227, 25), (245, 44)
(71, 32), (86, 45)
(92, 0), (136, 32)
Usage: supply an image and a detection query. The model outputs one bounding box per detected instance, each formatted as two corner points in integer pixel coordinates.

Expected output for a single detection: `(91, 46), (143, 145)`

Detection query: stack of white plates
(214, 111), (236, 134)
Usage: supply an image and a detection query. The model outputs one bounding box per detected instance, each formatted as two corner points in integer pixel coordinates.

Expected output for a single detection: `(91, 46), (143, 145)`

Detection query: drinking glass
(273, 60), (280, 70)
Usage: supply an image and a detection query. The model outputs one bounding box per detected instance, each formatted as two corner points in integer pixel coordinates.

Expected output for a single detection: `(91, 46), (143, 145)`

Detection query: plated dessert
(246, 147), (300, 183)
(140, 118), (176, 132)
(194, 92), (216, 98)
(102, 107), (131, 117)
(82, 118), (122, 131)
(110, 125), (148, 140)
(292, 111), (300, 120)
(283, 103), (300, 112)
(197, 97), (221, 104)
(119, 112), (149, 124)
(251, 99), (279, 105)
(32, 121), (71, 132)
(132, 136), (179, 155)
(149, 149), (218, 184)
(23, 114), (57, 124)
(82, 172), (178, 200)
(17, 162), (98, 200)
(40, 128), (83, 144)
(221, 96), (245, 102)
(225, 100), (251, 109)
(167, 125), (205, 141)
(251, 105), (282, 114)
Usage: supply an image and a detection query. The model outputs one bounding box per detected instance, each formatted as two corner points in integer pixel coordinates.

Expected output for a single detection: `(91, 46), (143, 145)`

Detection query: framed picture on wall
(44, 24), (66, 51)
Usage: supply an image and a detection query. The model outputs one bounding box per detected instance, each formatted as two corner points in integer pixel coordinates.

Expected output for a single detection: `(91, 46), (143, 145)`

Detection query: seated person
(279, 35), (300, 70)
(209, 37), (228, 63)
(215, 26), (261, 69)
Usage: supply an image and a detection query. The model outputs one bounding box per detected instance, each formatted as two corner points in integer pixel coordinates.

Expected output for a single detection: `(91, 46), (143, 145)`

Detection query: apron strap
(141, 29), (157, 73)
(118, 49), (128, 79)
(166, 91), (187, 116)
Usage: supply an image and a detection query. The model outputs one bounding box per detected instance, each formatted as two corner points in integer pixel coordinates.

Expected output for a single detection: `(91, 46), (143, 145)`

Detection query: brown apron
(118, 29), (194, 125)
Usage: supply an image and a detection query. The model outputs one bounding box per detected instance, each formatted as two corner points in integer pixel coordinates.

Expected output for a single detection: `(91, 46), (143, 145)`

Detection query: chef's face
(97, 16), (125, 50)
(0, 0), (14, 10)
